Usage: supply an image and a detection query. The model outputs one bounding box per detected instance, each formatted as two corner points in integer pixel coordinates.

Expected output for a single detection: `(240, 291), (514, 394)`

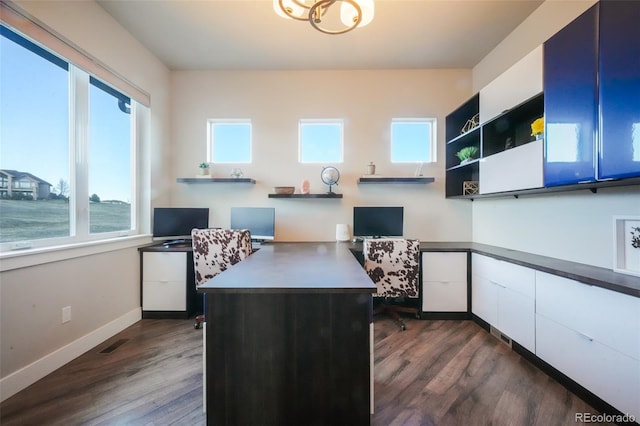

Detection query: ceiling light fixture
(273, 0), (374, 35)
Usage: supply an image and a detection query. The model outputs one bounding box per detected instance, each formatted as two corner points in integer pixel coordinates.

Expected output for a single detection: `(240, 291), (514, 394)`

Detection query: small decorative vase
(300, 179), (310, 194)
(199, 168), (209, 175)
(230, 168), (243, 178)
(367, 162), (376, 175)
(535, 133), (543, 141)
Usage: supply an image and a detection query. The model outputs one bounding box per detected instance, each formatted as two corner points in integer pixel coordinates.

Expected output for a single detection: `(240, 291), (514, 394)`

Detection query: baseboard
(0, 307), (141, 402)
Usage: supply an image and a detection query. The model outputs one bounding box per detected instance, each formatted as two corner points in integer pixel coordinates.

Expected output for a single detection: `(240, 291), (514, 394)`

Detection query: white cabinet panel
(479, 45), (543, 124)
(479, 140), (544, 194)
(142, 280), (186, 311)
(536, 271), (640, 360)
(423, 281), (468, 312)
(471, 254), (536, 351)
(142, 252), (186, 282)
(422, 252), (467, 282)
(422, 252), (468, 312)
(142, 251), (188, 313)
(498, 287), (535, 352)
(472, 274), (498, 325)
(536, 314), (640, 420)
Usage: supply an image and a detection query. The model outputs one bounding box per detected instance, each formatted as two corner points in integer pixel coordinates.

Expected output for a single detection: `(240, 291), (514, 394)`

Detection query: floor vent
(99, 338), (129, 354)
(489, 326), (512, 348)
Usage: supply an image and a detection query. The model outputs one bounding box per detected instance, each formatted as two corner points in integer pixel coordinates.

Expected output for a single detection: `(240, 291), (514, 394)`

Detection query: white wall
(0, 0), (171, 401)
(471, 0), (640, 268)
(170, 69), (474, 242)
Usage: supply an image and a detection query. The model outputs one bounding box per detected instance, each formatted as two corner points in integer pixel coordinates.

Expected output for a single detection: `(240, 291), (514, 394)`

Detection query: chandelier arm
(309, 0), (362, 35)
(278, 0), (311, 21)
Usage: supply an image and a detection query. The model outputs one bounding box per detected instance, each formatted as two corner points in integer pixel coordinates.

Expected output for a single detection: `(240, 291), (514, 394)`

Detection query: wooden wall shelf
(177, 178), (256, 184)
(268, 193), (343, 199)
(358, 176), (435, 184)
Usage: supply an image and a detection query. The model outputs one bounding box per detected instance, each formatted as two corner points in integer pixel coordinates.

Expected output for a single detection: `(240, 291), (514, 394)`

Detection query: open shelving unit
(445, 94), (480, 197)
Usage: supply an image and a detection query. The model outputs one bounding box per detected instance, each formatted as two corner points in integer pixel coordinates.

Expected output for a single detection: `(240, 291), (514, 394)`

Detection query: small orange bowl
(273, 186), (295, 195)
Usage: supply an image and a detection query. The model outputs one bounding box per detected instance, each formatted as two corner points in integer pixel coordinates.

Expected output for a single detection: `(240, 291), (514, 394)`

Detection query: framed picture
(613, 216), (640, 276)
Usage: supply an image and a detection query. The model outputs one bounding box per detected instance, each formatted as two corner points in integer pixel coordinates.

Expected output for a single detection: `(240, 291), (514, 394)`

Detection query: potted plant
(456, 146), (478, 165)
(531, 117), (544, 140)
(198, 162), (210, 175)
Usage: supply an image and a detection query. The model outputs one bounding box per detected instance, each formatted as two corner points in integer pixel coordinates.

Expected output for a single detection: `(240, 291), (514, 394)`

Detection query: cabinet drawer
(536, 271), (640, 360)
(472, 273), (498, 325)
(422, 252), (467, 282)
(422, 280), (467, 312)
(472, 254), (535, 298)
(498, 287), (535, 352)
(536, 314), (640, 419)
(142, 252), (186, 282)
(142, 280), (186, 311)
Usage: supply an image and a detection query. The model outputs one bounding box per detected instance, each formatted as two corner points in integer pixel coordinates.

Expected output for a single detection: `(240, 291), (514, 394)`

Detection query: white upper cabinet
(479, 45), (543, 124)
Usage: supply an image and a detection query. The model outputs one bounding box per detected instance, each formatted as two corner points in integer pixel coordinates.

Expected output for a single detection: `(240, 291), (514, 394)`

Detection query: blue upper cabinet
(543, 4), (598, 187)
(598, 0), (640, 180)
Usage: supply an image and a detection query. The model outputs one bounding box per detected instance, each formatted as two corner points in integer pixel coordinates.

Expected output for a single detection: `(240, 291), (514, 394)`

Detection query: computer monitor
(230, 207), (275, 242)
(353, 206), (404, 238)
(152, 207), (209, 241)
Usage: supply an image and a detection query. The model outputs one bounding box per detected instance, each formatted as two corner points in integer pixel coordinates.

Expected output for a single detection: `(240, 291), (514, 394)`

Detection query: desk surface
(197, 242), (376, 294)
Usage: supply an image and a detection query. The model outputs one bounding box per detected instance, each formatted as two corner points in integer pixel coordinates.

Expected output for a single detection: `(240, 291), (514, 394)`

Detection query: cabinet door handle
(577, 331), (594, 342)
(440, 280), (451, 284)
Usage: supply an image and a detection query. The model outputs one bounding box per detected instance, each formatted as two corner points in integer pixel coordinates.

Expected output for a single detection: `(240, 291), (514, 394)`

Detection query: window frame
(207, 119), (252, 164)
(390, 118), (437, 163)
(298, 119), (344, 164)
(0, 24), (141, 252)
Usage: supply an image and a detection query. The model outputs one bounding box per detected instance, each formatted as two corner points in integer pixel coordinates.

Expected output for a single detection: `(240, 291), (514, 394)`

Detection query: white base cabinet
(471, 254), (536, 352)
(535, 271), (640, 420)
(421, 252), (468, 312)
(142, 251), (187, 312)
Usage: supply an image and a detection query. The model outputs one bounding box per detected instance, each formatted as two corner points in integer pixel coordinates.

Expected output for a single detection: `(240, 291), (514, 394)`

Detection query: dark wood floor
(1, 317), (613, 425)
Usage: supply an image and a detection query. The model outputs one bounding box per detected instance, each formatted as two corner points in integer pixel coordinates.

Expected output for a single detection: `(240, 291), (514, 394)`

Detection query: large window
(0, 25), (139, 250)
(299, 119), (343, 163)
(390, 118), (436, 163)
(208, 119), (252, 163)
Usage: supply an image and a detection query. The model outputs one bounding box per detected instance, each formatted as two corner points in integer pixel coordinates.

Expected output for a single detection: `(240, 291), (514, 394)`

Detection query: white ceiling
(96, 0), (543, 71)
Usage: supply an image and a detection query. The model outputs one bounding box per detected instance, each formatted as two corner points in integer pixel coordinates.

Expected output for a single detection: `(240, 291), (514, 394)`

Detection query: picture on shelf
(613, 216), (640, 276)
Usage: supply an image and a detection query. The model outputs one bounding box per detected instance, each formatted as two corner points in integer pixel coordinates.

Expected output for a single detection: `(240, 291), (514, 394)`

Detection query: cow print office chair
(191, 228), (253, 329)
(363, 238), (421, 331)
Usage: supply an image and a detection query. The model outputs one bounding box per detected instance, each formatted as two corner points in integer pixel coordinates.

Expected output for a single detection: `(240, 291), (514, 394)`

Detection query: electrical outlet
(62, 306), (71, 323)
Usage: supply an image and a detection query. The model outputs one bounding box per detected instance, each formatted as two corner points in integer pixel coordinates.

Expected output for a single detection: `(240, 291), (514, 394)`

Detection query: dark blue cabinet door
(598, 0), (640, 180)
(543, 4), (598, 186)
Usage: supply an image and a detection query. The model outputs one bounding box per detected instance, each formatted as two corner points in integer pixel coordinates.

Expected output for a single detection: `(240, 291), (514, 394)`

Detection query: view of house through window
(0, 25), (137, 248)
(299, 119), (343, 163)
(391, 118), (436, 163)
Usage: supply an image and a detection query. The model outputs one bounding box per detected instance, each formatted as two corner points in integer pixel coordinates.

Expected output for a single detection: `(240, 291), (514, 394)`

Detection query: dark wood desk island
(197, 242), (376, 426)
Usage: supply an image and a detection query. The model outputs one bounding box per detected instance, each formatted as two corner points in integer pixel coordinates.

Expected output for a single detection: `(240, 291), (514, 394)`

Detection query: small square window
(391, 119), (436, 163)
(208, 119), (251, 163)
(299, 119), (343, 163)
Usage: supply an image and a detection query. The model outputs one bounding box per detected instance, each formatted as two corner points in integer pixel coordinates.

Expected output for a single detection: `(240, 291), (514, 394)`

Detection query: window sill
(0, 234), (152, 272)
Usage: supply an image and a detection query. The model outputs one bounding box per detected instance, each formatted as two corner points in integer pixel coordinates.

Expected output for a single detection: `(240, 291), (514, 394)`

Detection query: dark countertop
(350, 241), (640, 298)
(142, 239), (640, 298)
(197, 242), (376, 294)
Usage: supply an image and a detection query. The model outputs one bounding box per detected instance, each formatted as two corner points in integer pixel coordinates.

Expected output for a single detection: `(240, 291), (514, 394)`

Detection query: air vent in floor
(99, 338), (129, 354)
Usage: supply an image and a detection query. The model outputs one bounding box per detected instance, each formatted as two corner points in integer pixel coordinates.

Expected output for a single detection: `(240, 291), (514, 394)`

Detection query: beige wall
(170, 69), (474, 242)
(471, 0), (640, 268)
(0, 0), (170, 400)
